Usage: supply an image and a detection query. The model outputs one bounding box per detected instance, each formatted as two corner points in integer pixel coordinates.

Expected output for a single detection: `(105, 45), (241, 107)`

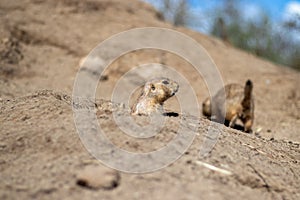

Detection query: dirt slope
(0, 0), (299, 199)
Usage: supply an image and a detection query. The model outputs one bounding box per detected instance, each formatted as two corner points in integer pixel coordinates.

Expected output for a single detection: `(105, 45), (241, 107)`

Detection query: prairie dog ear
(143, 83), (155, 96)
(150, 83), (156, 91)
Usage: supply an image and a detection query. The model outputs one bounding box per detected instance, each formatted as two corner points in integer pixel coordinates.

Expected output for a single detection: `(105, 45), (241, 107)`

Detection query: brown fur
(202, 80), (254, 132)
(131, 77), (179, 115)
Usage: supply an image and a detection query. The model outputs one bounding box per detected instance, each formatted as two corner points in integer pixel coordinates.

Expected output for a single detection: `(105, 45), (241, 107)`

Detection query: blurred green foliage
(210, 0), (300, 70)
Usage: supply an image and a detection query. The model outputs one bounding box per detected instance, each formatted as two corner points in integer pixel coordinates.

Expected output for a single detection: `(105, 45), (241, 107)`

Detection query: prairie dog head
(142, 78), (179, 104)
(131, 77), (179, 115)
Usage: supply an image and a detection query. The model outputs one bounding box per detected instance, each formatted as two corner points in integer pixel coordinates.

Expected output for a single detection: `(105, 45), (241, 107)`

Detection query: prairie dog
(202, 80), (254, 132)
(131, 77), (179, 115)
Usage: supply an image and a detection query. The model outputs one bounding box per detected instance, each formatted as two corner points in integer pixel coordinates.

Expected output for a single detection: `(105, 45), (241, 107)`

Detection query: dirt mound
(0, 0), (299, 199)
(1, 91), (299, 199)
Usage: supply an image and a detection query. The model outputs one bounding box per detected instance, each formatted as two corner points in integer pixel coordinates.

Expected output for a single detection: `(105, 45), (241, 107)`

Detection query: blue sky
(188, 0), (300, 20)
(249, 0), (289, 19)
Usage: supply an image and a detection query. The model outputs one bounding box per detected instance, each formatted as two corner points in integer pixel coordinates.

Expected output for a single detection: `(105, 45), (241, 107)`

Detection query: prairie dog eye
(162, 80), (169, 85)
(151, 84), (156, 91)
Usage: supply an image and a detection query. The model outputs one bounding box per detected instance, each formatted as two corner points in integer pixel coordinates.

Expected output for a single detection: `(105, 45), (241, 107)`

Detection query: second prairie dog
(202, 80), (254, 132)
(131, 77), (179, 115)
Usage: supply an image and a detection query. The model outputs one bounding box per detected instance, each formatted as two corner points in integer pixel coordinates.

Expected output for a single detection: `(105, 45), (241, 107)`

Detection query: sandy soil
(0, 0), (299, 199)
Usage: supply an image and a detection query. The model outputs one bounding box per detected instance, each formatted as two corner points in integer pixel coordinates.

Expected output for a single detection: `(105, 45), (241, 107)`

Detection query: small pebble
(0, 142), (7, 149)
(186, 160), (192, 164)
(76, 165), (120, 190)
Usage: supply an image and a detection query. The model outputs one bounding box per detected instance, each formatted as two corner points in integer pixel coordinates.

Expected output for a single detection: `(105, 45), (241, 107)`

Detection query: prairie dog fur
(131, 77), (179, 115)
(202, 80), (254, 132)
